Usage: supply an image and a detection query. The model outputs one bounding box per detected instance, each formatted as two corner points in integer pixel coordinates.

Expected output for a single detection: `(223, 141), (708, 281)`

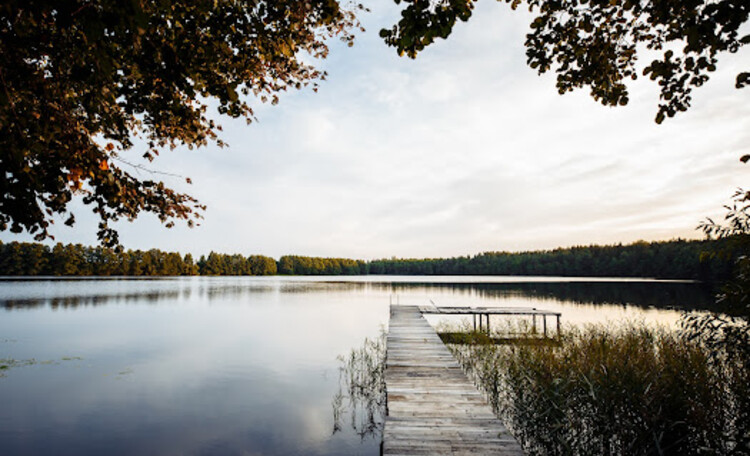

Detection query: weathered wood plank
(383, 304), (524, 455)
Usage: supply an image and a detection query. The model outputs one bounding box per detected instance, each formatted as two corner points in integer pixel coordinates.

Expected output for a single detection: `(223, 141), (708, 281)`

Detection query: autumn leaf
(0, 1), (364, 247)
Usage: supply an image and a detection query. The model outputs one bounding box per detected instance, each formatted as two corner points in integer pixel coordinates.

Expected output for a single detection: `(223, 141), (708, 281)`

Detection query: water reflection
(383, 281), (716, 311)
(0, 277), (719, 455)
(0, 277), (716, 311)
(1, 291), (183, 310)
(0, 279), (388, 456)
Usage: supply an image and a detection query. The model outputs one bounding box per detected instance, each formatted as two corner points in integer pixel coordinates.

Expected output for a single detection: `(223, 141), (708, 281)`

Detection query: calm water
(0, 276), (715, 455)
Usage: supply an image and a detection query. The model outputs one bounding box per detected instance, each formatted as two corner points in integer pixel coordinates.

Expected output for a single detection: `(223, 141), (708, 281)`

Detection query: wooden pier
(419, 305), (562, 338)
(383, 304), (524, 455)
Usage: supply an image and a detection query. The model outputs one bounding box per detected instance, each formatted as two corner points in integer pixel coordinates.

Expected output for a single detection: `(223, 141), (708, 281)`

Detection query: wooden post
(532, 315), (537, 335)
(473, 314), (476, 332)
(543, 315), (548, 338)
(486, 314), (490, 335)
(556, 315), (561, 337)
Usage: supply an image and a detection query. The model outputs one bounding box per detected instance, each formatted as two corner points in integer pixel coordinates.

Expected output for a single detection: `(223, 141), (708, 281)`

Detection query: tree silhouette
(1, 0), (363, 246)
(382, 0), (748, 123)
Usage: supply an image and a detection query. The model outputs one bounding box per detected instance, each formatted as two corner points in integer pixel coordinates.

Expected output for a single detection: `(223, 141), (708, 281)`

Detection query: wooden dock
(383, 304), (524, 455)
(419, 305), (562, 337)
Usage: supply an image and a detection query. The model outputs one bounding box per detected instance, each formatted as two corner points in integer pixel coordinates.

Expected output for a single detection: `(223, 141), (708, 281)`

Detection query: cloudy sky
(3, 2), (749, 259)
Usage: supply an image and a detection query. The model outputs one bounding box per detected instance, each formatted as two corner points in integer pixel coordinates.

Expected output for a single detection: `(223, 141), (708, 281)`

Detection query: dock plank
(383, 305), (524, 455)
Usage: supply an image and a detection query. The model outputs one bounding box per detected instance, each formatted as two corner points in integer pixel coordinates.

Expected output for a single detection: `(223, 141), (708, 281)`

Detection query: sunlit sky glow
(3, 2), (749, 259)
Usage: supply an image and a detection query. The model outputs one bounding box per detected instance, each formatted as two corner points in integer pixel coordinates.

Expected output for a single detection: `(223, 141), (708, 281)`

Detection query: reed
(332, 331), (386, 439)
(448, 322), (748, 455)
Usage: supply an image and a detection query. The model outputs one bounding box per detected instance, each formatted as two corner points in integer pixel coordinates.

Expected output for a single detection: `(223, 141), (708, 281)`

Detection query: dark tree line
(367, 239), (733, 281)
(197, 252), (277, 276)
(277, 255), (367, 276)
(0, 238), (737, 281)
(0, 241), (275, 276)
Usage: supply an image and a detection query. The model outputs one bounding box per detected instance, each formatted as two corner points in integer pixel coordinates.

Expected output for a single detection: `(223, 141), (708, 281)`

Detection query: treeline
(366, 239), (734, 281)
(254, 239), (735, 281)
(0, 242), (276, 276)
(0, 238), (738, 280)
(277, 255), (367, 275)
(198, 252), (277, 276)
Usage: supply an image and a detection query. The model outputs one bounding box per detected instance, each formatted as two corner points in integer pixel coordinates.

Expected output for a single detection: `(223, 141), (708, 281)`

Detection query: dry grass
(448, 322), (748, 455)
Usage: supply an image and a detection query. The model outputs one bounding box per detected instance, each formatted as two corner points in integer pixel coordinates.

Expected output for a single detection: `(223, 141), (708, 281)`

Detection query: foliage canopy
(382, 0), (749, 123)
(0, 0), (362, 246)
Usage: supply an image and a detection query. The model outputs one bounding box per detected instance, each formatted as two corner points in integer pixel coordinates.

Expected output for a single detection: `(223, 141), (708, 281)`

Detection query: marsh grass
(0, 357), (37, 376)
(332, 331), (386, 440)
(438, 318), (560, 346)
(448, 322), (748, 456)
(0, 356), (84, 377)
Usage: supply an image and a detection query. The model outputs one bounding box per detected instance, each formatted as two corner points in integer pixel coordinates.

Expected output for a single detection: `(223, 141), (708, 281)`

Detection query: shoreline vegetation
(444, 320), (749, 456)
(0, 238), (737, 281)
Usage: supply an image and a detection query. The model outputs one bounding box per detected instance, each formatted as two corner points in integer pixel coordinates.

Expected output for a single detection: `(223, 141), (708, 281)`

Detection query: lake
(0, 276), (715, 455)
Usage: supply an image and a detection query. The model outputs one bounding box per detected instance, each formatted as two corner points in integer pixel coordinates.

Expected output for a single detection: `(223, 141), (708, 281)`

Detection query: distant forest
(0, 238), (738, 281)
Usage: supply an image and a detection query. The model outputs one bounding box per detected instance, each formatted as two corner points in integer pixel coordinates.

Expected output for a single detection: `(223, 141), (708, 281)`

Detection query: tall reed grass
(448, 322), (748, 455)
(332, 332), (386, 439)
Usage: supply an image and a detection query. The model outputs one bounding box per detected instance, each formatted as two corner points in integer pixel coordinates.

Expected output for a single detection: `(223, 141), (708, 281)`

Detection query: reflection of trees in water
(0, 290), (184, 310)
(200, 283), (275, 299)
(1, 279), (717, 312)
(0, 279), (373, 310)
(378, 282), (717, 311)
(332, 332), (386, 441)
(0, 281), (306, 309)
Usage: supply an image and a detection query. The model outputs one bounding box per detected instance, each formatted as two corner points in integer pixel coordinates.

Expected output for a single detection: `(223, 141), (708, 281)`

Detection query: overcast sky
(3, 2), (749, 259)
